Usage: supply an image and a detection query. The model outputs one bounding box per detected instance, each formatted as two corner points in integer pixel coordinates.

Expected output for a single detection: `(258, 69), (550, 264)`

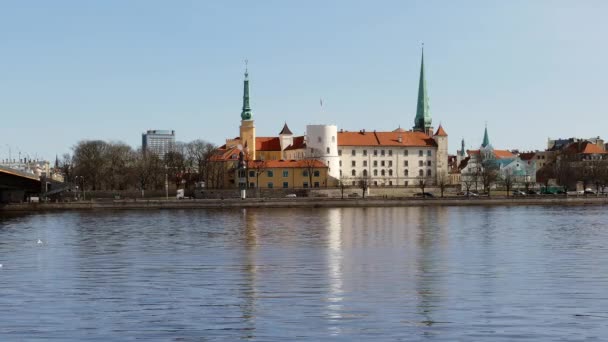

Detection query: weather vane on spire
(245, 59), (248, 74)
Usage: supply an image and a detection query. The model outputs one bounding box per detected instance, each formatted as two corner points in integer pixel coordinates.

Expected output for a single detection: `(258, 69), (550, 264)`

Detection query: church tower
(413, 46), (433, 135)
(239, 64), (256, 160)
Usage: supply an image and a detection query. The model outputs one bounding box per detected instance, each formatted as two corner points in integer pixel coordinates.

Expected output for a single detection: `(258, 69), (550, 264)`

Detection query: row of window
(343, 169), (432, 177)
(349, 181), (414, 186)
(248, 170), (320, 178)
(249, 182), (320, 188)
(339, 149), (432, 157)
(342, 160), (432, 167)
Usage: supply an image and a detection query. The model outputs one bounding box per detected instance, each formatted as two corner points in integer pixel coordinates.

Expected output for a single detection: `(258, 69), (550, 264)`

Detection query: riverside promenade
(2, 196), (607, 212)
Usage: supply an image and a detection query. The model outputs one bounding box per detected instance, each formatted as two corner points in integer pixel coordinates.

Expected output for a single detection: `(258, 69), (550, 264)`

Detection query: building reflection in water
(240, 208), (258, 339)
(413, 206), (450, 329)
(325, 208), (344, 335)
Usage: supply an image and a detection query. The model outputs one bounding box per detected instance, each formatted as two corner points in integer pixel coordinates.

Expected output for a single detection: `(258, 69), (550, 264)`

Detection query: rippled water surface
(1, 206), (608, 341)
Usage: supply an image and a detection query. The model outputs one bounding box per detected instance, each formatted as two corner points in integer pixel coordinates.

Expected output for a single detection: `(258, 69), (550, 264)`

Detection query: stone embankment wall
(2, 196), (607, 212)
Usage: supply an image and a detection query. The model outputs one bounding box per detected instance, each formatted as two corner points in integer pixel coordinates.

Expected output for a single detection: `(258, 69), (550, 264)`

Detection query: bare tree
(417, 175), (429, 197)
(72, 140), (109, 191)
(358, 173), (371, 198)
(58, 153), (74, 183)
(133, 149), (163, 197)
(436, 171), (449, 198)
(501, 169), (515, 196)
(249, 160), (267, 196)
(479, 154), (499, 197)
(339, 173), (349, 199)
(103, 142), (134, 190)
(461, 170), (475, 196)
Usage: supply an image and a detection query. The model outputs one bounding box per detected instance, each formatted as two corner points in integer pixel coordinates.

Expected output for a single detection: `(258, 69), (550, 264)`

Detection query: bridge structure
(0, 165), (42, 202)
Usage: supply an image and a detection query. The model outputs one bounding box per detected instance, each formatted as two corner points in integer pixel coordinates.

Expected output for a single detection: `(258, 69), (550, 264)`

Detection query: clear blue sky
(1, 0), (607, 161)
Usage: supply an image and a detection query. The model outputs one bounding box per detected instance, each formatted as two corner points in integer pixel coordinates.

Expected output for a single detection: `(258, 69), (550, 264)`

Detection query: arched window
(332, 136), (335, 142)
(381, 170), (385, 176)
(388, 169), (393, 176)
(351, 169), (356, 176)
(326, 147), (330, 153)
(427, 169), (432, 176)
(373, 170), (378, 176)
(404, 169), (408, 176)
(363, 169), (368, 177)
(419, 169), (423, 177)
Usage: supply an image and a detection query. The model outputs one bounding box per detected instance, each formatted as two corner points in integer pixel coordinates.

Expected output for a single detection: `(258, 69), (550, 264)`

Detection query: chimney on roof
(340, 128), (344, 133)
(360, 129), (365, 134)
(398, 135), (402, 143)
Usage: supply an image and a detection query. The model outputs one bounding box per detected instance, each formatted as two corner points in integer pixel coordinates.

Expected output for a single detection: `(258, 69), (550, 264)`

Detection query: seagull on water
(37, 239), (43, 245)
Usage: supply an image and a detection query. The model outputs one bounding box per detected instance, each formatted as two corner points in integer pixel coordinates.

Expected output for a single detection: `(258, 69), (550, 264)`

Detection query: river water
(1, 206), (607, 341)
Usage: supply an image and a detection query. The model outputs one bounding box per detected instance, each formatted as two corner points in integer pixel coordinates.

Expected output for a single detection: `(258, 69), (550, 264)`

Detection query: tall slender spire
(413, 44), (432, 132)
(460, 138), (466, 156)
(241, 60), (252, 120)
(481, 125), (490, 148)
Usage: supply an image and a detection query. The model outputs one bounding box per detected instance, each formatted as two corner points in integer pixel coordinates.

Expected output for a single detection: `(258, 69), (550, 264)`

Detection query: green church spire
(241, 61), (252, 121)
(460, 138), (466, 156)
(413, 45), (432, 132)
(481, 125), (490, 148)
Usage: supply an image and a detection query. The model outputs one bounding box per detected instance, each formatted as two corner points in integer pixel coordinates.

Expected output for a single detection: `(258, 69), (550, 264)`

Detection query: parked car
(285, 194), (297, 198)
(512, 190), (526, 196)
(414, 192), (435, 198)
(584, 188), (596, 195)
(527, 190), (539, 195)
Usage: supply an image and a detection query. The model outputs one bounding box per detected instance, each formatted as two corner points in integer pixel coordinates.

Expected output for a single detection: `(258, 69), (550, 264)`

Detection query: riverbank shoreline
(2, 196), (607, 212)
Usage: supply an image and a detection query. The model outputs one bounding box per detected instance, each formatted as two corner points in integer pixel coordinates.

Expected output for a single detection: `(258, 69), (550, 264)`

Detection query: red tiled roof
(338, 131), (437, 147)
(247, 159), (327, 168)
(519, 152), (536, 161)
(284, 136), (306, 151)
(256, 137), (281, 151)
(434, 125), (448, 137)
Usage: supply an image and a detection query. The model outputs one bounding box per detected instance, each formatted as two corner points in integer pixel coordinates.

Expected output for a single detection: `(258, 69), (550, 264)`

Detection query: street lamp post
(165, 165), (169, 199)
(76, 176), (86, 201)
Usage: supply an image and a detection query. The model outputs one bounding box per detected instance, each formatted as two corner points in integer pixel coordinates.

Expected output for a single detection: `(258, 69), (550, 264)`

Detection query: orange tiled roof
(210, 146), (240, 161)
(580, 142), (607, 154)
(434, 125), (448, 137)
(560, 141), (605, 155)
(467, 149), (516, 159)
(338, 131), (437, 147)
(247, 159), (327, 168)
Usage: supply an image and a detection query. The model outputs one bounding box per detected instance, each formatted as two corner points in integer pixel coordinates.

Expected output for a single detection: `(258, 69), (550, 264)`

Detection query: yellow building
(247, 160), (329, 189)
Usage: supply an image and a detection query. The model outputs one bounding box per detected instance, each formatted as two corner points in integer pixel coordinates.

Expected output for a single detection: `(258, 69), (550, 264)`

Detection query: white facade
(337, 145), (439, 186)
(305, 125), (340, 181)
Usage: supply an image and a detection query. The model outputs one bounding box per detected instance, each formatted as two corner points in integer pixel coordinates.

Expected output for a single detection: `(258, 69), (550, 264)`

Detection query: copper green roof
(482, 126), (490, 148)
(413, 47), (432, 132)
(241, 67), (252, 120)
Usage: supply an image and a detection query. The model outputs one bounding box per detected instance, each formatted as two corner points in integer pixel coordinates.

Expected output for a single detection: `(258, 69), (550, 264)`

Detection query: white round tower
(305, 124), (340, 182)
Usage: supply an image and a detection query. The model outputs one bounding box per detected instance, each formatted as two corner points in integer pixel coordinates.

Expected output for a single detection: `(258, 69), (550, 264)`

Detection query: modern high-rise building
(142, 130), (175, 157)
